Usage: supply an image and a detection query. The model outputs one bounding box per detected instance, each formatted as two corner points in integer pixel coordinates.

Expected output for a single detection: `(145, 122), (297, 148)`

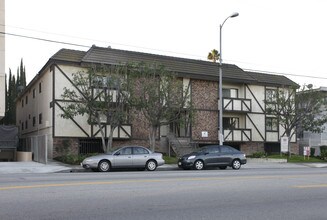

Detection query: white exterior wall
(53, 64), (131, 139)
(246, 85), (265, 113)
(16, 67), (53, 137)
(53, 65), (91, 137)
(0, 0), (5, 119)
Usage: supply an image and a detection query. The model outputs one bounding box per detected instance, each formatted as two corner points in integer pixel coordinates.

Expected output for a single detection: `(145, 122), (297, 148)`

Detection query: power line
(2, 28), (327, 81)
(1, 23), (204, 60)
(244, 68), (327, 80)
(0, 31), (90, 48)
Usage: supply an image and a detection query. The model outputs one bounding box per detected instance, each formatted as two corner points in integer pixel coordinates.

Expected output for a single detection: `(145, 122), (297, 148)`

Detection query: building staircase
(166, 133), (195, 157)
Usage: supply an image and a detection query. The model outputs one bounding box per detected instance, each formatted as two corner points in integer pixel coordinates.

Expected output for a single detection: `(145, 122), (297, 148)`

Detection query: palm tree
(207, 49), (220, 63)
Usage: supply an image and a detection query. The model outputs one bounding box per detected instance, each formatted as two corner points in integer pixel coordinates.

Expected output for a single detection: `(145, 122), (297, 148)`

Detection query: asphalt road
(1, 168), (327, 220)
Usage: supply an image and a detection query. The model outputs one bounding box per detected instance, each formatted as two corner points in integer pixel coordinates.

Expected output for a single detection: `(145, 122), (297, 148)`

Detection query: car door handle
(144, 156), (148, 158)
(128, 156), (132, 158)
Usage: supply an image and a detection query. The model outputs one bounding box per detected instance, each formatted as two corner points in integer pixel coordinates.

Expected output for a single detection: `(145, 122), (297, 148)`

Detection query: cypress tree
(20, 59), (26, 87)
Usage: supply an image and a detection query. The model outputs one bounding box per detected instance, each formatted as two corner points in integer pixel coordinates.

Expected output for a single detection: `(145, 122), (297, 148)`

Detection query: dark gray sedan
(81, 146), (165, 172)
(178, 145), (246, 170)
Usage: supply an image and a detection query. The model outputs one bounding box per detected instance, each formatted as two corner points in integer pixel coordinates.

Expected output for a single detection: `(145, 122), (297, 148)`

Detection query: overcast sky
(4, 0), (327, 87)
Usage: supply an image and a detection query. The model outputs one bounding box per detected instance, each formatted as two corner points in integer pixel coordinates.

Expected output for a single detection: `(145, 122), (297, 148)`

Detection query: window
(223, 117), (239, 129)
(25, 96), (28, 104)
(207, 146), (219, 154)
(222, 88), (238, 98)
(117, 147), (132, 155)
(33, 89), (36, 98)
(39, 113), (43, 124)
(266, 89), (276, 103)
(21, 99), (24, 107)
(25, 120), (28, 129)
(21, 122), (24, 131)
(266, 117), (278, 131)
(39, 82), (42, 93)
(133, 147), (149, 155)
(220, 146), (234, 153)
(33, 117), (36, 127)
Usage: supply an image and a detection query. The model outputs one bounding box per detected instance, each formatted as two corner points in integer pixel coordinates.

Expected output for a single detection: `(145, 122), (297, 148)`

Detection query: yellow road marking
(1, 174), (327, 191)
(293, 184), (327, 189)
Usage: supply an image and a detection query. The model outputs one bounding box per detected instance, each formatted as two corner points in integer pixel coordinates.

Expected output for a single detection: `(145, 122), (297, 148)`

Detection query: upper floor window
(21, 99), (24, 107)
(223, 88), (238, 98)
(25, 96), (28, 105)
(39, 82), (42, 93)
(39, 113), (43, 124)
(266, 89), (277, 103)
(223, 117), (239, 129)
(266, 117), (278, 131)
(33, 89), (36, 98)
(33, 116), (36, 127)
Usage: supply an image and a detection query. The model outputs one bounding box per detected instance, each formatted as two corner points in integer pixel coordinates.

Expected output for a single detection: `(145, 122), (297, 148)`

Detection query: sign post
(280, 137), (289, 155)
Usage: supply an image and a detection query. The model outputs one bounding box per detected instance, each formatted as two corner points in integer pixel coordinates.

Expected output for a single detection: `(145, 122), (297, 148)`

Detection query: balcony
(224, 128), (251, 142)
(223, 98), (251, 113)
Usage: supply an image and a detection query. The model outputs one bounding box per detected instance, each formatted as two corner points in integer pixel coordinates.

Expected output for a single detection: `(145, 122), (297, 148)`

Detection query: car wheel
(194, 160), (204, 170)
(219, 166), (227, 170)
(232, 159), (241, 170)
(146, 160), (157, 171)
(98, 160), (111, 172)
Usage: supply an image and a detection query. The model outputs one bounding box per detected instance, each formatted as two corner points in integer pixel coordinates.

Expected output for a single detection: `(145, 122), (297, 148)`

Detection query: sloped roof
(49, 45), (296, 86)
(51, 48), (86, 63)
(246, 71), (298, 87)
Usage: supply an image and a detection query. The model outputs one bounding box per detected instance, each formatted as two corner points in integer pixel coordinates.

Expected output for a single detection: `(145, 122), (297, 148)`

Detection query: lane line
(1, 173), (327, 191)
(293, 184), (327, 189)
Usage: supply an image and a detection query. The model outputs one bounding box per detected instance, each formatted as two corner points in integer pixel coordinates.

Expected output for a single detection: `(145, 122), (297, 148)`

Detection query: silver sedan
(81, 146), (165, 172)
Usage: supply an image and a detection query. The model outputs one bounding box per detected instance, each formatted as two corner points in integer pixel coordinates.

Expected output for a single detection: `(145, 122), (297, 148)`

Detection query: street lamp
(218, 12), (239, 145)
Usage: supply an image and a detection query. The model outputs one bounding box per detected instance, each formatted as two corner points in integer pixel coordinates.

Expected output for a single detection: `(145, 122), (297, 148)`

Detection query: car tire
(98, 160), (111, 172)
(194, 160), (204, 170)
(218, 166), (227, 170)
(146, 160), (157, 171)
(232, 159), (241, 170)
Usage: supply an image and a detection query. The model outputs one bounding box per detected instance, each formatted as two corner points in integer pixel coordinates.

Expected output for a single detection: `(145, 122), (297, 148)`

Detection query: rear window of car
(133, 147), (149, 155)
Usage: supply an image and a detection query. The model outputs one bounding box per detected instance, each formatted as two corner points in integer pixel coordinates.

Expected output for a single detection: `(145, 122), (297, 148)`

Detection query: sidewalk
(0, 159), (326, 174)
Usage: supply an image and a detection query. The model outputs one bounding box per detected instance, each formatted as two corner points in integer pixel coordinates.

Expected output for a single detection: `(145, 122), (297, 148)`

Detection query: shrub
(310, 148), (315, 157)
(320, 146), (327, 161)
(54, 154), (95, 165)
(251, 152), (266, 158)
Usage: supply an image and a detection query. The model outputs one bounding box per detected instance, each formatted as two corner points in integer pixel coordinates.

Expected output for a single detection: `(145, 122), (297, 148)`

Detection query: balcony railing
(224, 128), (251, 142)
(223, 98), (251, 113)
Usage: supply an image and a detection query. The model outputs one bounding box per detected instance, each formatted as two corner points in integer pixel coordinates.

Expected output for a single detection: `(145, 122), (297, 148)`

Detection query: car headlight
(187, 155), (196, 160)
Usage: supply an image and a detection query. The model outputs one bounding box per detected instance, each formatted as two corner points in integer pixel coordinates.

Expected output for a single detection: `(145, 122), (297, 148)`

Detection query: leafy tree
(60, 65), (128, 153)
(265, 85), (327, 157)
(207, 49), (219, 63)
(126, 62), (192, 151)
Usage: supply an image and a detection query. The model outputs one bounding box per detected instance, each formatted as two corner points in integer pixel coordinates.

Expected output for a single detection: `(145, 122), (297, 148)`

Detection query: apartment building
(16, 46), (298, 161)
